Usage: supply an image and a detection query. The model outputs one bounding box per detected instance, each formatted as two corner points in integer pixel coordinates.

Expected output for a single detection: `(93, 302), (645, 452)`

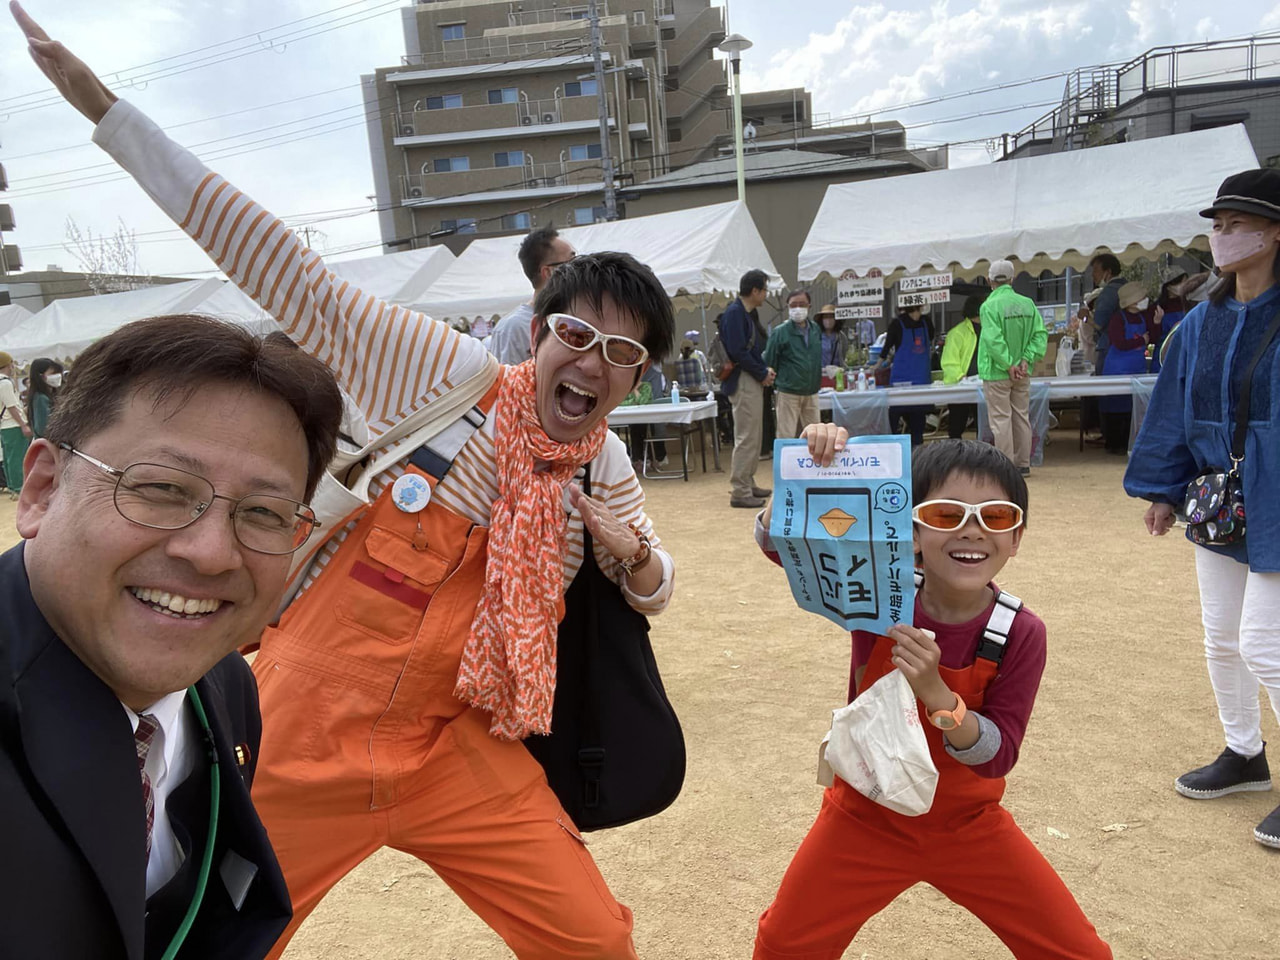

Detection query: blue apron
(890, 321), (932, 386)
(1100, 312), (1148, 413)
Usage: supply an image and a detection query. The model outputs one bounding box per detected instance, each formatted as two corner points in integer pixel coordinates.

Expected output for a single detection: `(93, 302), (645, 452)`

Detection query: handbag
(523, 467), (686, 830)
(1183, 309), (1280, 547)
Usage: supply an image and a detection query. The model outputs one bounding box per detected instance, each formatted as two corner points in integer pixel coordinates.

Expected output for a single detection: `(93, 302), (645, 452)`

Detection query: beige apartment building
(362, 0), (731, 251)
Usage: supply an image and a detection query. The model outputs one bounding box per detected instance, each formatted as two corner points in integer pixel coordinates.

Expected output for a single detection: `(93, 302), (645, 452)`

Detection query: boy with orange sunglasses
(753, 431), (1111, 959)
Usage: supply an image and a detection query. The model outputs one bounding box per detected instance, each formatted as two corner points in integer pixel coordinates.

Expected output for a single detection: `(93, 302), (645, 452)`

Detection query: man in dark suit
(0, 310), (343, 959)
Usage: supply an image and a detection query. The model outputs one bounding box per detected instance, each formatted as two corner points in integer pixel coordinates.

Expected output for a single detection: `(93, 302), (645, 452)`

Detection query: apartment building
(0, 159), (21, 287)
(362, 0), (731, 251)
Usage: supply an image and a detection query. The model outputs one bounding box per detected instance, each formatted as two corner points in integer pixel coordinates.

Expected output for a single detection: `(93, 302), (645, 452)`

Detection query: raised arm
(14, 3), (492, 436)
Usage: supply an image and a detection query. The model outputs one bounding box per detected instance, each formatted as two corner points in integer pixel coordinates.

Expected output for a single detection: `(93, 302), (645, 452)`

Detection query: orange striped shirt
(93, 100), (674, 613)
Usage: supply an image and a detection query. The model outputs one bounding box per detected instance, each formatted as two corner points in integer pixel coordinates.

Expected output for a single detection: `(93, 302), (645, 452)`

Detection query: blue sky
(0, 0), (1275, 278)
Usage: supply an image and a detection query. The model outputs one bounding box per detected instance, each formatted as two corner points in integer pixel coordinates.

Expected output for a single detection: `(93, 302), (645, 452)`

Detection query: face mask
(789, 307), (809, 322)
(1209, 229), (1273, 270)
(45, 372), (63, 388)
(1135, 298), (1150, 312)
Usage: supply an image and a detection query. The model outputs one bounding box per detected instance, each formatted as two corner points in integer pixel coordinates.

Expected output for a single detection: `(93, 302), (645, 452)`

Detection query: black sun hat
(1200, 168), (1280, 221)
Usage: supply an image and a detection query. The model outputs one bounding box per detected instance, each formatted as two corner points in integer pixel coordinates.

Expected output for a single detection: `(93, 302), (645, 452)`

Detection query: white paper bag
(1055, 336), (1077, 378)
(820, 669), (939, 816)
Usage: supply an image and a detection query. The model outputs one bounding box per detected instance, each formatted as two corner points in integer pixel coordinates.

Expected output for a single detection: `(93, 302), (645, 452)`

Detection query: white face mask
(45, 372), (63, 388)
(789, 307), (809, 322)
(1135, 298), (1150, 312)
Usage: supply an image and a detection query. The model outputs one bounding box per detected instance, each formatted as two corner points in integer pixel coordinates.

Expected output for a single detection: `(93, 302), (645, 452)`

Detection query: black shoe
(751, 486), (772, 498)
(1175, 746), (1272, 799)
(1255, 805), (1280, 849)
(730, 495), (766, 509)
(1019, 467), (1031, 477)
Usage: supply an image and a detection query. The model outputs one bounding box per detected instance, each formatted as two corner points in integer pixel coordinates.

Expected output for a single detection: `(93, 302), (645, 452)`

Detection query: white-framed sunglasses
(547, 313), (649, 368)
(912, 499), (1025, 534)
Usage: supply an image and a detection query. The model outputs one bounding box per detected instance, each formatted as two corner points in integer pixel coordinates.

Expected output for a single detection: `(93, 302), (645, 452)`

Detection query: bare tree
(63, 217), (151, 295)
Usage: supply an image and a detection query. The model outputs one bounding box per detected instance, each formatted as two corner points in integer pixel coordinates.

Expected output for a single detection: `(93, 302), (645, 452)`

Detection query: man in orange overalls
(23, 22), (682, 956)
(753, 432), (1112, 959)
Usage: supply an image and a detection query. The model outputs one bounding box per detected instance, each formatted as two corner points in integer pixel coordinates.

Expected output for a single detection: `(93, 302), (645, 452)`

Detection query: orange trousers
(754, 636), (1112, 960)
(251, 457), (636, 960)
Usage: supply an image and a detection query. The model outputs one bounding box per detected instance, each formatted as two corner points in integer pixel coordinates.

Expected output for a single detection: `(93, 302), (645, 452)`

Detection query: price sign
(898, 289), (951, 307)
(899, 272), (952, 292)
(838, 276), (885, 305)
(835, 305), (883, 320)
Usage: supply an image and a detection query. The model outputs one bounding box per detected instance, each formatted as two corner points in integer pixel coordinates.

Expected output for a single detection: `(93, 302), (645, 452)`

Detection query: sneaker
(751, 486), (772, 498)
(1255, 805), (1280, 849)
(1175, 746), (1272, 799)
(1019, 467), (1031, 477)
(730, 495), (766, 509)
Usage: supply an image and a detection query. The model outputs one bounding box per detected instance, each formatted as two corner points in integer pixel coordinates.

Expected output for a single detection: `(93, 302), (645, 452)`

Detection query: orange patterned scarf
(456, 360), (608, 740)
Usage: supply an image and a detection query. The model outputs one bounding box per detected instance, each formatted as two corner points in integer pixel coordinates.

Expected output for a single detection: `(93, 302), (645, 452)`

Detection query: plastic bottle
(857, 369), (868, 391)
(834, 368), (845, 391)
(670, 380), (680, 403)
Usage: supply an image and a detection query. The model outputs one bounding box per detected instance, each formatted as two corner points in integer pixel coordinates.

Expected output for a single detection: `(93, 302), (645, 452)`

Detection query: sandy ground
(5, 428), (1278, 959)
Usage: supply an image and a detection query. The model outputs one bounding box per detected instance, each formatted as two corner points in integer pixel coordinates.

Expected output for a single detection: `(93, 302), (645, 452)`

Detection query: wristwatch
(618, 525), (653, 577)
(928, 691), (967, 731)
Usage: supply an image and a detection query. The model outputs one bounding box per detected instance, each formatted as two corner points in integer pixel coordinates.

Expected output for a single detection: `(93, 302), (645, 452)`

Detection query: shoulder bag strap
(1231, 307), (1280, 464)
(575, 464), (607, 809)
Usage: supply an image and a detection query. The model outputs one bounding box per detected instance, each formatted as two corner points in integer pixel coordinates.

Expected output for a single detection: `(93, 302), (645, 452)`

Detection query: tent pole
(700, 294), (709, 347)
(1065, 265), (1076, 326)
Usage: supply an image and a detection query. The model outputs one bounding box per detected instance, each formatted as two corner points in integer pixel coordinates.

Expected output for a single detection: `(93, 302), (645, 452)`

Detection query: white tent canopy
(798, 125), (1260, 283)
(327, 244), (455, 304)
(410, 201), (782, 320)
(5, 279), (225, 362)
(0, 304), (33, 339)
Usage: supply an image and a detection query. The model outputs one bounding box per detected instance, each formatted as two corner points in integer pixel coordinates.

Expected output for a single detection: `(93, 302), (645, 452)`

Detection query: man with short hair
(763, 289), (822, 439)
(979, 260), (1047, 476)
(0, 350), (33, 497)
(1087, 253), (1125, 371)
(488, 227), (577, 365)
(722, 268), (776, 508)
(2, 315), (341, 958)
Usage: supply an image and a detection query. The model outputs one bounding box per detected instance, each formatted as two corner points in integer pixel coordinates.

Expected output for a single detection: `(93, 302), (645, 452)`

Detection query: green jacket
(978, 284), (1047, 381)
(940, 318), (980, 384)
(763, 319), (822, 395)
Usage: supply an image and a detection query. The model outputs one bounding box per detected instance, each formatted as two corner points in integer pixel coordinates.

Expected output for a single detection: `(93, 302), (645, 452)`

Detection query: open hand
(11, 2), (117, 124)
(798, 422), (847, 467)
(566, 483), (640, 560)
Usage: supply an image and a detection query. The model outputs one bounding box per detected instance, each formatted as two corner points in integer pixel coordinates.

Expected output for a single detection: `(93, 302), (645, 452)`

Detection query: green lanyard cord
(159, 685), (221, 960)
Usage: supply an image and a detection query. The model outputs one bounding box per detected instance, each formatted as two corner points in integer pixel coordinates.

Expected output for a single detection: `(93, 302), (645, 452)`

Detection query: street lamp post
(718, 33), (752, 204)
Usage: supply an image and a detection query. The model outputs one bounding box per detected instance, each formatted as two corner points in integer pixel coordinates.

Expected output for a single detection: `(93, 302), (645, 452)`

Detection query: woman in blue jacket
(1125, 169), (1280, 851)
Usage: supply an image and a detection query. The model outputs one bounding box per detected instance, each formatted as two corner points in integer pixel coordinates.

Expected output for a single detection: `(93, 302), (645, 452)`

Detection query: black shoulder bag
(1183, 308), (1280, 546)
(523, 467), (686, 830)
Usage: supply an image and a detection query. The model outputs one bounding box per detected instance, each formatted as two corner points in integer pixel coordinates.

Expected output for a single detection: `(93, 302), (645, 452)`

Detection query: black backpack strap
(1230, 307), (1280, 464)
(574, 464), (606, 811)
(406, 402), (489, 482)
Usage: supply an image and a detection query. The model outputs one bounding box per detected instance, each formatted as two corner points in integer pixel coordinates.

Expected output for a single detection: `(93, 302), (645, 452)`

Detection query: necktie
(134, 714), (160, 860)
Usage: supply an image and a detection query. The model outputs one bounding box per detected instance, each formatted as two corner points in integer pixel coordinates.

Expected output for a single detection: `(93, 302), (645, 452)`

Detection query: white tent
(0, 304), (33, 339)
(327, 244), (456, 304)
(5, 279), (225, 362)
(798, 125), (1260, 282)
(410, 201), (782, 320)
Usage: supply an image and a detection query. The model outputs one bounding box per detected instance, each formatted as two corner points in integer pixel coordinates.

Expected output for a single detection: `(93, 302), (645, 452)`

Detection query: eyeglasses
(547, 313), (649, 368)
(912, 499), (1024, 534)
(60, 444), (320, 556)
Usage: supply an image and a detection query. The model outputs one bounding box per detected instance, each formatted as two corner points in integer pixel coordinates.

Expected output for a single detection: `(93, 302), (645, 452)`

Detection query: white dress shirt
(121, 690), (196, 898)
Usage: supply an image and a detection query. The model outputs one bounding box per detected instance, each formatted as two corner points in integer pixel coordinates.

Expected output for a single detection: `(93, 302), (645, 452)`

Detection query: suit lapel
(3, 547), (148, 960)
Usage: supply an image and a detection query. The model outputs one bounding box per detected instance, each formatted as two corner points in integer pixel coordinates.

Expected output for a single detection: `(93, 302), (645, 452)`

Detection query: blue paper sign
(769, 435), (914, 635)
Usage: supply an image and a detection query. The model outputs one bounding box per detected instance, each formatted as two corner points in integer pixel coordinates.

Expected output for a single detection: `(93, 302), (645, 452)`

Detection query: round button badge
(391, 473), (432, 513)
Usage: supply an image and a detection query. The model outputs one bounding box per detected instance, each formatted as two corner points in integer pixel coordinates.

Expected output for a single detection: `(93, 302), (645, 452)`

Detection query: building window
(488, 87), (519, 105)
(569, 143), (603, 161)
(425, 94), (463, 110)
(440, 23), (465, 41)
(440, 218), (477, 234)
(565, 79), (598, 98)
(493, 151), (525, 168)
(501, 213), (533, 230)
(574, 206), (606, 225)
(428, 156), (470, 173)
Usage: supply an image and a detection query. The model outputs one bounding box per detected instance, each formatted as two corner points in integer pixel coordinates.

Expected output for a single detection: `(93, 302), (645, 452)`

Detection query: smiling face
(912, 471), (1023, 595)
(17, 381), (309, 710)
(532, 295), (648, 443)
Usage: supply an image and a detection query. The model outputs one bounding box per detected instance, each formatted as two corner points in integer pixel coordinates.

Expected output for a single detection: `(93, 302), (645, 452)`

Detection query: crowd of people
(3, 6), (1280, 960)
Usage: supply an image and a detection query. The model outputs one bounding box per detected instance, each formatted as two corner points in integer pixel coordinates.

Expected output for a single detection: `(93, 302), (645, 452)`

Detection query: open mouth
(948, 550), (990, 566)
(129, 586), (225, 620)
(554, 381), (598, 423)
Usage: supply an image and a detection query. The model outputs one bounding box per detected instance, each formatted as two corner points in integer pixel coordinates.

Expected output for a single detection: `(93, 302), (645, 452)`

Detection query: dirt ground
(5, 427), (1278, 959)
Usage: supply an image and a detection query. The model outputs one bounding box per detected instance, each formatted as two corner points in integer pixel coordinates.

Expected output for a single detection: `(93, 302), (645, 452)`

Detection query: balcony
(401, 36), (590, 70)
(507, 4), (598, 27)
(393, 95), (611, 144)
(401, 159), (607, 203)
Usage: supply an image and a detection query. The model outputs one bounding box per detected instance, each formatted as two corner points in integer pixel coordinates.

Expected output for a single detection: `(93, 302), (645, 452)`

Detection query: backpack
(708, 310), (757, 381)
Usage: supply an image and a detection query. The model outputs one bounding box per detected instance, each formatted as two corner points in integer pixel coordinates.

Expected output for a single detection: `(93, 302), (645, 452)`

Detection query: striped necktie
(134, 714), (160, 859)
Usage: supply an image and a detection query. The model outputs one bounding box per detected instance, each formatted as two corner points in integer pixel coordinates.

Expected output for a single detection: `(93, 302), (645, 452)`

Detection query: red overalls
(754, 634), (1112, 960)
(250, 382), (637, 960)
